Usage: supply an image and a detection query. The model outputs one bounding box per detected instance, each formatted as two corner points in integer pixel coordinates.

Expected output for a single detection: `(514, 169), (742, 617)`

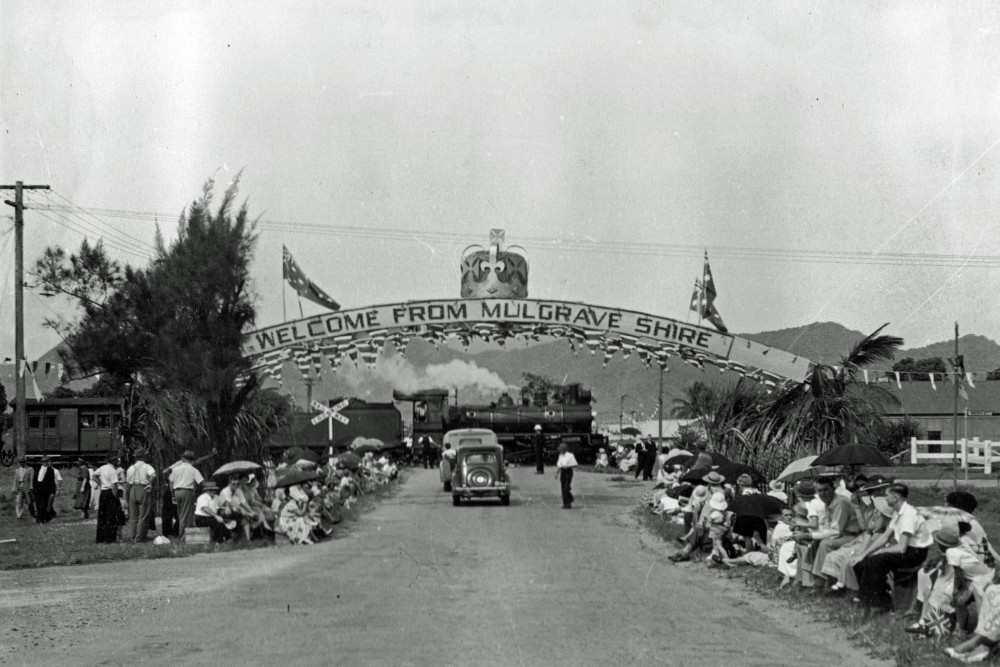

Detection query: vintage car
(440, 428), (510, 506)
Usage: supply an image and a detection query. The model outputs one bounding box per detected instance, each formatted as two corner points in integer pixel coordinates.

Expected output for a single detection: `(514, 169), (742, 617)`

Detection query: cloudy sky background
(3, 2), (1000, 368)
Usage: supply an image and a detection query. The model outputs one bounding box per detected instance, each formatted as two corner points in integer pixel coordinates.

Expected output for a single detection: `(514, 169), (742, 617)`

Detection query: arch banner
(242, 298), (811, 383)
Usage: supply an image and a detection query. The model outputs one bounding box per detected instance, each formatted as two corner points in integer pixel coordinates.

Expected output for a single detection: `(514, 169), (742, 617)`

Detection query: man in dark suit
(33, 454), (59, 523)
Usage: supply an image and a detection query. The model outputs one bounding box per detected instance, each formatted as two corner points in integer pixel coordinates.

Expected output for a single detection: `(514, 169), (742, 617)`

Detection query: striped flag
(689, 251), (728, 333)
(283, 245), (340, 311)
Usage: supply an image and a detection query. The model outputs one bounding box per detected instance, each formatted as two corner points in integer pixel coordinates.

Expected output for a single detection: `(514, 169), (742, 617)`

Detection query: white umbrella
(775, 455), (830, 482)
(213, 460), (261, 477)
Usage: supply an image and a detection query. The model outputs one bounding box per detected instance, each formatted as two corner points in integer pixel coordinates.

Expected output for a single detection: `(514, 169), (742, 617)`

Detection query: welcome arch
(241, 297), (812, 387)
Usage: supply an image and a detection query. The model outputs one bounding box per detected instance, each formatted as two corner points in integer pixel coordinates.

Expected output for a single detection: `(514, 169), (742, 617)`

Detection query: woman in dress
(277, 484), (319, 545)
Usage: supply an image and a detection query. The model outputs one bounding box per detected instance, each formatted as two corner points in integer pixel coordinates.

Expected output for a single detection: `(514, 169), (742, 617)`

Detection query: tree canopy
(32, 179), (282, 462)
(892, 356), (947, 381)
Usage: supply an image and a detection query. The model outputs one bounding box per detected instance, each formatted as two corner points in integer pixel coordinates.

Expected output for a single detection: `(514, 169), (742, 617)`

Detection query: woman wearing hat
(907, 520), (993, 638)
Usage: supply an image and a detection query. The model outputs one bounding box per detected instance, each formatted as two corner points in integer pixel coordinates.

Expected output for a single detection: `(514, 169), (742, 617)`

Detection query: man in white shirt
(124, 448), (156, 542)
(554, 443), (578, 509)
(11, 456), (33, 519)
(194, 481), (228, 542)
(853, 482), (932, 613)
(169, 450), (205, 539)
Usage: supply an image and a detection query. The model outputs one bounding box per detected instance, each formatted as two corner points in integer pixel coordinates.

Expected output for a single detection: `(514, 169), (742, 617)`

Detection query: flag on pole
(283, 245), (341, 311)
(689, 251), (728, 333)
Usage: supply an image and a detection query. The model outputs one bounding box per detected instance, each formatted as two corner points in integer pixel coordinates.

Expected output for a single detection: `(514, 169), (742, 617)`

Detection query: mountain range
(299, 322), (1000, 426)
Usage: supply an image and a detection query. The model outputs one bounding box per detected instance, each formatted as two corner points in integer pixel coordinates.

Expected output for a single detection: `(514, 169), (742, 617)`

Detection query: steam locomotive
(393, 384), (605, 464)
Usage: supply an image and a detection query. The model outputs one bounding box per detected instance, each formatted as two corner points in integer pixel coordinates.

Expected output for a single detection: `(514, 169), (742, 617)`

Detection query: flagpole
(698, 251), (706, 327)
(298, 295), (305, 319)
(282, 279), (287, 322)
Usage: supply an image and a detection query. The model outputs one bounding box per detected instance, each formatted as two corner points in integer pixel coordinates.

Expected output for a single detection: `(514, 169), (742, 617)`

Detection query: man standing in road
(555, 442), (578, 509)
(95, 454), (124, 542)
(419, 437), (433, 469)
(534, 424), (545, 474)
(124, 448), (156, 542)
(169, 450), (204, 539)
(32, 455), (61, 523)
(11, 456), (33, 519)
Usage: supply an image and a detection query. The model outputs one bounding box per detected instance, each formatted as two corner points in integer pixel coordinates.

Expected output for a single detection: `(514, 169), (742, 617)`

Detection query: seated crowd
(643, 452), (1000, 663)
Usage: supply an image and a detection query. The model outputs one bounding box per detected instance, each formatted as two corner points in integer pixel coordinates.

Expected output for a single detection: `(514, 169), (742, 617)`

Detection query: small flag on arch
(689, 251), (728, 333)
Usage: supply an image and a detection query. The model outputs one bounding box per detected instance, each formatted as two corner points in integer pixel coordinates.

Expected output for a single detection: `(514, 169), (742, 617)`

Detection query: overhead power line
(23, 201), (1000, 269)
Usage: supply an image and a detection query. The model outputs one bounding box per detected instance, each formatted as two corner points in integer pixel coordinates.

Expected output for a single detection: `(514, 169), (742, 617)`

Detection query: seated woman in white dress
(594, 449), (609, 469)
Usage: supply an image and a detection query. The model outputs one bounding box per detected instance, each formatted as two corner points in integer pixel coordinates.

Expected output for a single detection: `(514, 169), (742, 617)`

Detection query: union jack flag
(689, 251), (728, 333)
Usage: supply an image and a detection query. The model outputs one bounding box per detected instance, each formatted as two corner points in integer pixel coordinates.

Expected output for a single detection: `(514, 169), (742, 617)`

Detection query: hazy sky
(3, 2), (1000, 369)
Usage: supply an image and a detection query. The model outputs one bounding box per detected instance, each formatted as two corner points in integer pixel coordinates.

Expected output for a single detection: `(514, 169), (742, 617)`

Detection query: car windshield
(464, 452), (497, 464)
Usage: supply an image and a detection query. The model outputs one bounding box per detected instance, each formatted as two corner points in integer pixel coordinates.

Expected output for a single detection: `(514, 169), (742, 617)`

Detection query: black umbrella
(730, 494), (786, 520)
(274, 469), (322, 488)
(621, 427), (642, 436)
(812, 444), (892, 468)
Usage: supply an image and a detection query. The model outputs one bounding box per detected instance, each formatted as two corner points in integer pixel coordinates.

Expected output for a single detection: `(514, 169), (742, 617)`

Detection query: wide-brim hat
(792, 502), (809, 518)
(862, 475), (893, 493)
(794, 480), (816, 498)
(181, 450), (196, 460)
(202, 481), (219, 491)
(709, 491), (728, 511)
(702, 471), (726, 486)
(768, 480), (785, 492)
(934, 521), (961, 549)
(40, 454), (52, 463)
(691, 485), (711, 502)
(534, 424), (542, 431)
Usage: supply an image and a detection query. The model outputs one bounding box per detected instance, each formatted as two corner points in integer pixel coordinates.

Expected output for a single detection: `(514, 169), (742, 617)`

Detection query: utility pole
(1, 181), (51, 459)
(657, 365), (664, 448)
(952, 321), (960, 486)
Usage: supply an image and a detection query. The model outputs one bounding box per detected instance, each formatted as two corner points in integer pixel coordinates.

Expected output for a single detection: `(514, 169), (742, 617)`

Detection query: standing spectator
(640, 439), (655, 481)
(72, 459), (92, 520)
(534, 424), (545, 474)
(124, 448), (156, 542)
(419, 436), (433, 469)
(554, 442), (578, 509)
(32, 455), (60, 524)
(853, 482), (932, 613)
(767, 480), (788, 503)
(160, 472), (179, 537)
(95, 454), (124, 543)
(169, 449), (204, 539)
(11, 456), (33, 519)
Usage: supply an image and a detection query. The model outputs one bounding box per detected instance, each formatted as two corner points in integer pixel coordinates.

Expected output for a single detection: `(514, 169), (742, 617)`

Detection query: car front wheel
(452, 494), (461, 506)
(500, 494), (510, 506)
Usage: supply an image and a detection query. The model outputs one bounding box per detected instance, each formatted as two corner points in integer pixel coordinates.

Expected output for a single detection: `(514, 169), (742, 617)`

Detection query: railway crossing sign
(311, 399), (350, 426)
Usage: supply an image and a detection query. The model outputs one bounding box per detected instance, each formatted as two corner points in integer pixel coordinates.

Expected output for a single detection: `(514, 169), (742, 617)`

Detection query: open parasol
(351, 437), (388, 454)
(729, 493), (787, 537)
(662, 448), (692, 465)
(621, 426), (642, 436)
(213, 460), (261, 477)
(273, 469), (322, 488)
(284, 447), (320, 464)
(812, 444), (893, 468)
(775, 455), (832, 483)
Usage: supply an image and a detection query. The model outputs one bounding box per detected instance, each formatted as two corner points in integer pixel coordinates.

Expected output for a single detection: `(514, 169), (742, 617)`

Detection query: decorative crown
(460, 229), (528, 299)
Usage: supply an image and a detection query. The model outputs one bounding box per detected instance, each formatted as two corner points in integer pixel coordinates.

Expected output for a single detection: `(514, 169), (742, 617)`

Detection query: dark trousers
(126, 486), (153, 542)
(535, 446), (545, 473)
(559, 468), (574, 507)
(853, 546), (929, 611)
(195, 514), (228, 543)
(34, 489), (55, 523)
(161, 489), (179, 536)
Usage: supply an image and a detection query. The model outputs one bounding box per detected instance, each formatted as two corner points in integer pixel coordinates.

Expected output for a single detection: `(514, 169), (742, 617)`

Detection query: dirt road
(1, 469), (886, 666)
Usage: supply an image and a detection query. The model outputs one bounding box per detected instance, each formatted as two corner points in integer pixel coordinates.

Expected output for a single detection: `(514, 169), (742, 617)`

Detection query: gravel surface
(1, 468), (888, 667)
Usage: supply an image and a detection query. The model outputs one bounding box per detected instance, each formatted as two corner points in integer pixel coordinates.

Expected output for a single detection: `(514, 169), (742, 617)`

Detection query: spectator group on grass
(10, 447), (400, 548)
(642, 447), (1000, 663)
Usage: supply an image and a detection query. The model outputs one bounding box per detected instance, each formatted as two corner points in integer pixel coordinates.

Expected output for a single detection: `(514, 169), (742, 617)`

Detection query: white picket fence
(910, 437), (999, 474)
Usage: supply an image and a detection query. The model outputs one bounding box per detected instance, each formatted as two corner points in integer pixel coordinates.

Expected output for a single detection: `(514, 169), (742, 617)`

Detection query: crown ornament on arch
(461, 229), (528, 299)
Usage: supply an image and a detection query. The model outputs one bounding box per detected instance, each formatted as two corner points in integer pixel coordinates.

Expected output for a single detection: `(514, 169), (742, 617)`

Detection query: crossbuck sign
(311, 399), (351, 426)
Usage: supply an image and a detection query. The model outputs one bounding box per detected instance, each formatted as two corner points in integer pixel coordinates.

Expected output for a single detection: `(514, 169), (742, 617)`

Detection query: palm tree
(670, 381), (716, 446)
(754, 323), (902, 459)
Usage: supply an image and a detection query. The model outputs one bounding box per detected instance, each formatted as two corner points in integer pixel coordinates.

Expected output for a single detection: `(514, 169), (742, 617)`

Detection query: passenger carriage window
(79, 413), (96, 429)
(43, 415), (57, 429)
(29, 415), (41, 429)
(97, 414), (112, 429)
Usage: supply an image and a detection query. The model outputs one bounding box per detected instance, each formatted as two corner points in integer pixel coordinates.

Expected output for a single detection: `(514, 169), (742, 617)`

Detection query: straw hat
(702, 471), (726, 486)
(768, 480), (785, 493)
(934, 521), (962, 549)
(709, 491), (728, 511)
(872, 496), (895, 518)
(691, 485), (710, 502)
